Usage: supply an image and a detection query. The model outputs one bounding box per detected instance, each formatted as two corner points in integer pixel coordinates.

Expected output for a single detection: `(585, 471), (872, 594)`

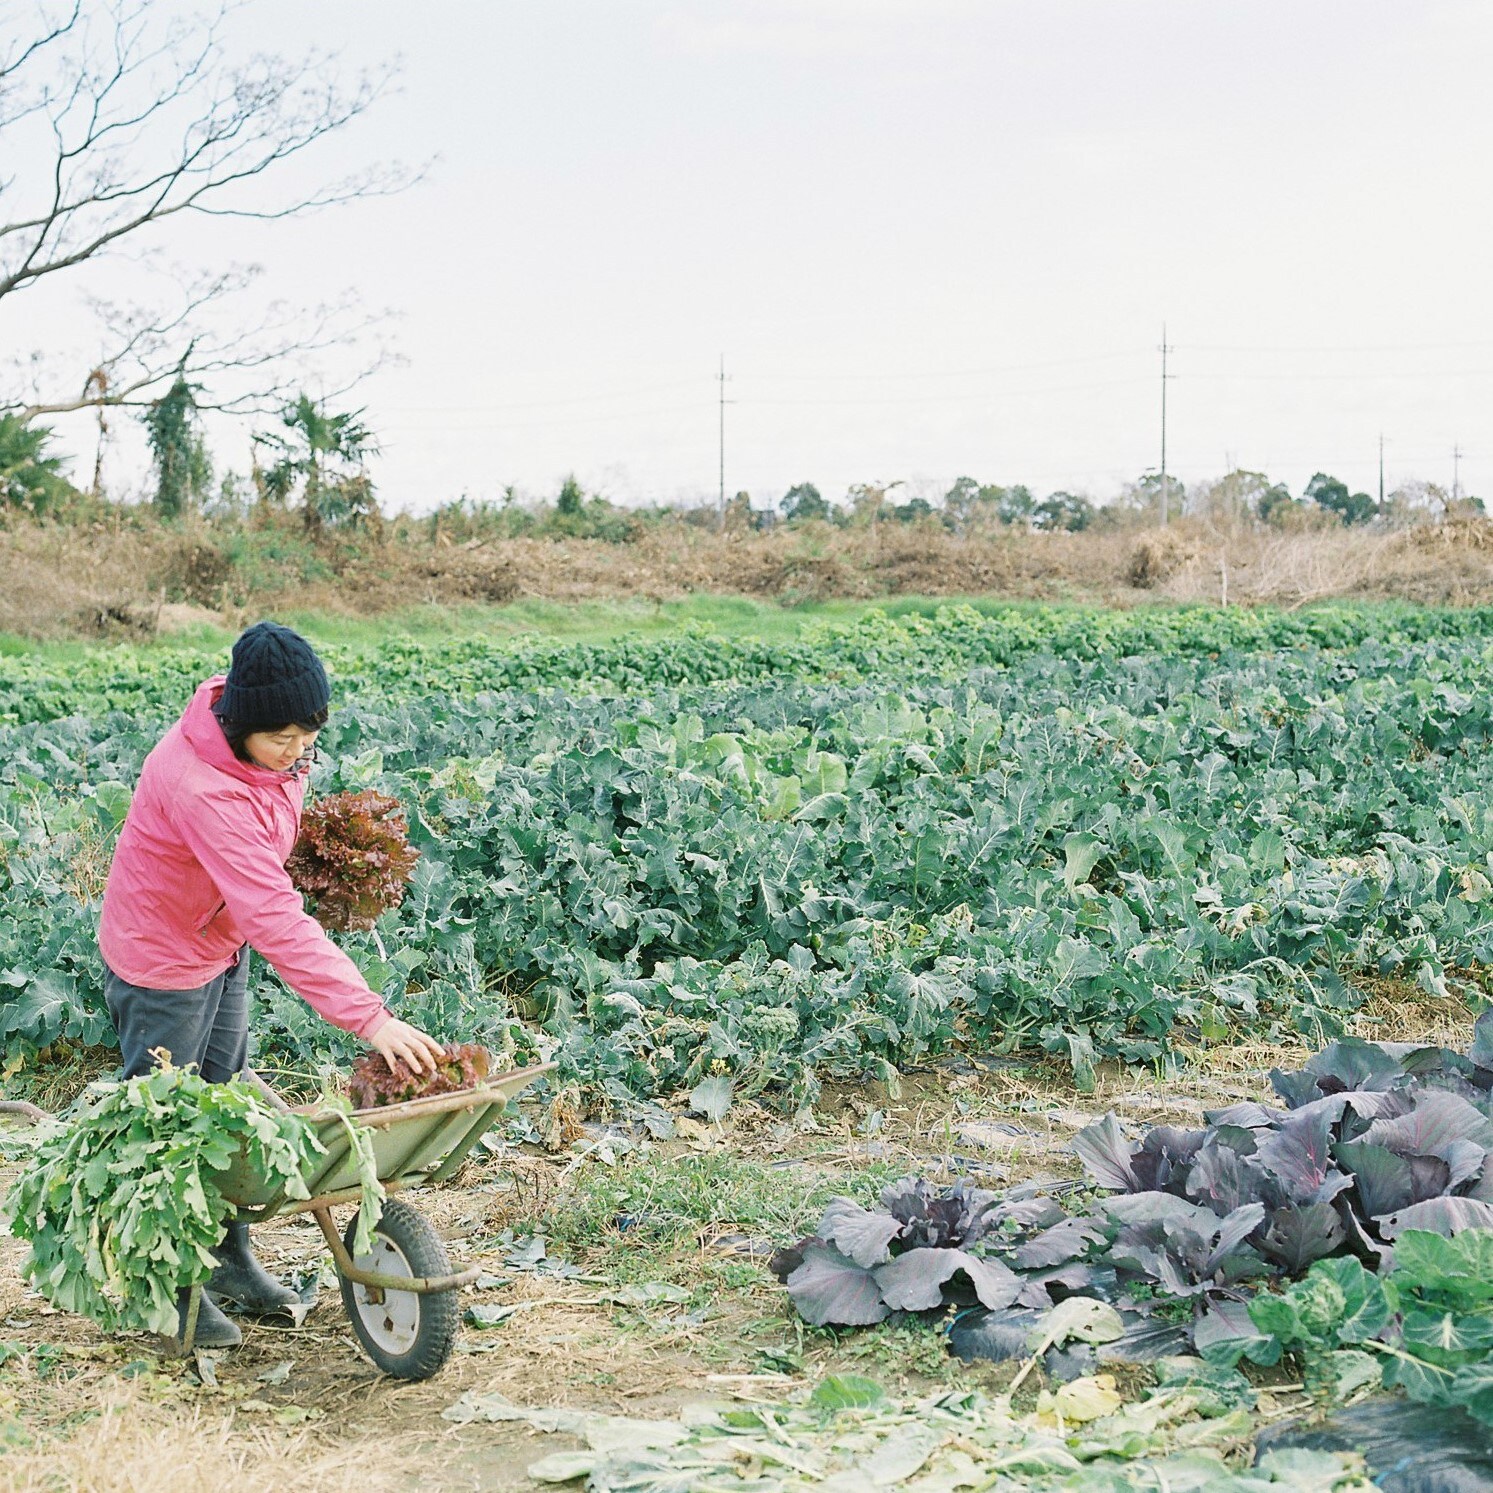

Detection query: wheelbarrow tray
(219, 1062), (553, 1220)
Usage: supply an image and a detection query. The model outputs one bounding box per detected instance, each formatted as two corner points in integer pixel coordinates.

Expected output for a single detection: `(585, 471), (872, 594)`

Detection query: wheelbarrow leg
(311, 1205), (351, 1272)
(310, 1205), (480, 1293)
(172, 1281), (241, 1352)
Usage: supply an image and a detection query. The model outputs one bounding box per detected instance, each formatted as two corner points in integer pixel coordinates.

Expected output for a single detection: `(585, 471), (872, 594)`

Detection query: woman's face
(243, 725), (320, 773)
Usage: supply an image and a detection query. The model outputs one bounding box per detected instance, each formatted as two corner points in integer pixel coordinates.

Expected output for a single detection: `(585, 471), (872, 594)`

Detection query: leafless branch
(0, 2), (78, 148)
(5, 264), (399, 420)
(0, 0), (417, 418)
(0, 0), (81, 91)
(0, 1), (416, 301)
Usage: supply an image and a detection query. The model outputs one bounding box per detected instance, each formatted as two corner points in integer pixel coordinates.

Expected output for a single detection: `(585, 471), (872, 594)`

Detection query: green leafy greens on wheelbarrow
(4, 1064), (333, 1336)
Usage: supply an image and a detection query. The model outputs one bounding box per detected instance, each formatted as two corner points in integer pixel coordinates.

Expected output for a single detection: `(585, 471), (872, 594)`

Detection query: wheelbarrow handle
(0, 1099), (50, 1123)
(242, 1068), (292, 1112)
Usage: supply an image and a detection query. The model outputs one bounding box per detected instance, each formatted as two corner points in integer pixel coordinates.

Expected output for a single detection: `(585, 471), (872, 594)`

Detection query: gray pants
(104, 949), (250, 1082)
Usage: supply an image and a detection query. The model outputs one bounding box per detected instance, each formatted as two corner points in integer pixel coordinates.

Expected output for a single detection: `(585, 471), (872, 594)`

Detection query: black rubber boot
(208, 1220), (301, 1317)
(177, 1287), (242, 1350)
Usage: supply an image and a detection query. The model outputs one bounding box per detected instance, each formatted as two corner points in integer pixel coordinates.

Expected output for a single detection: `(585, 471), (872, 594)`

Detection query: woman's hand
(369, 1017), (446, 1076)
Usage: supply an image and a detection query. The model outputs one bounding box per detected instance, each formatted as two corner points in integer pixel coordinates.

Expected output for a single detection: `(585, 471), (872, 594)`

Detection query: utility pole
(1378, 433), (1385, 513)
(717, 355), (731, 531)
(1453, 443), (1463, 505)
(1158, 324), (1174, 526)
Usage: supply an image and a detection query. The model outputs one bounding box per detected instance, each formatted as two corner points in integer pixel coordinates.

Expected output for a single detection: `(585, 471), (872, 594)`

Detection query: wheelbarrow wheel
(339, 1199), (460, 1380)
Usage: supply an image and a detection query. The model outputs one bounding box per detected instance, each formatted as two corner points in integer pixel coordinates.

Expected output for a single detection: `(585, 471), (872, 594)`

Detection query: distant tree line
(766, 466), (1482, 533)
(777, 478), (1096, 532)
(0, 398), (1484, 542)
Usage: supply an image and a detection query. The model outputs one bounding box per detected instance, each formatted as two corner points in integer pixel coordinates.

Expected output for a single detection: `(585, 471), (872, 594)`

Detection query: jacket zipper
(197, 900), (226, 936)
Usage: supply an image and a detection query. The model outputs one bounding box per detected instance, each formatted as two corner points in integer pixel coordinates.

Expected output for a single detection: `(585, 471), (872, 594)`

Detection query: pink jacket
(98, 677), (391, 1039)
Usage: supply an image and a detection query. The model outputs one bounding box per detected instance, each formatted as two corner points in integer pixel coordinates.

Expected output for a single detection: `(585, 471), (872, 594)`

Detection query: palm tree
(254, 395), (379, 530)
(0, 414), (72, 515)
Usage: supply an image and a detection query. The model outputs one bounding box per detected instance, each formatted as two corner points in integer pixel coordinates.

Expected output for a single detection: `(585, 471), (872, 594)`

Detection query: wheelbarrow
(181, 1062), (554, 1380)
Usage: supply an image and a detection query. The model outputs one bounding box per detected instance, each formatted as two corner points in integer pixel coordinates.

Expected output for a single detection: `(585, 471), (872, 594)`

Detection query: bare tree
(0, 0), (414, 418)
(15, 267), (393, 419)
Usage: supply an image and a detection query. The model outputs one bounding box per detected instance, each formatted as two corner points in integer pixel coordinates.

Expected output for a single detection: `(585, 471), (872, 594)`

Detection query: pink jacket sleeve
(175, 786), (392, 1040)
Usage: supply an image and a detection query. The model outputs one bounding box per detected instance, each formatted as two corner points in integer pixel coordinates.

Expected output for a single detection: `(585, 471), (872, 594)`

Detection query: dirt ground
(0, 990), (1477, 1492)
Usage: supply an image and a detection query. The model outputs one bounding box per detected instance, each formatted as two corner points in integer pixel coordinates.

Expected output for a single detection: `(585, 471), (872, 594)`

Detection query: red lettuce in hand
(288, 790), (419, 932)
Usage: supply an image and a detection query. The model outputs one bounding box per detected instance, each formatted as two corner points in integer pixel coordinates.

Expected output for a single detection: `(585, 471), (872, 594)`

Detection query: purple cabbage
(774, 1029), (1493, 1338)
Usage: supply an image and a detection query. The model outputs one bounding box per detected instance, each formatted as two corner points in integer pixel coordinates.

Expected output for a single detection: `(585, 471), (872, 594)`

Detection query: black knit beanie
(217, 621), (330, 728)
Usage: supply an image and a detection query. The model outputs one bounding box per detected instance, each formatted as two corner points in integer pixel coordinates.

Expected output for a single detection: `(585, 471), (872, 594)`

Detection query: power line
(382, 402), (709, 431)
(738, 349), (1145, 381)
(381, 372), (1154, 425)
(738, 376), (1152, 407)
(365, 332), (1493, 502)
(376, 351), (1493, 419)
(385, 379), (708, 412)
(1183, 367), (1493, 382)
(1188, 338), (1493, 354)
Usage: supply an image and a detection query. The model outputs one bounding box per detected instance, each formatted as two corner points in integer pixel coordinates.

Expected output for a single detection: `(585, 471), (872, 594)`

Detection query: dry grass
(1146, 518), (1493, 608)
(1347, 978), (1480, 1049)
(0, 521), (177, 640)
(9, 512), (1493, 639)
(233, 517), (1493, 615)
(1, 1394), (420, 1493)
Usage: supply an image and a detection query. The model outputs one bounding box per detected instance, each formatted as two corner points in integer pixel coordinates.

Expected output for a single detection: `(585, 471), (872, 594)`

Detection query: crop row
(7, 600), (1493, 726)
(5, 621), (1493, 1106)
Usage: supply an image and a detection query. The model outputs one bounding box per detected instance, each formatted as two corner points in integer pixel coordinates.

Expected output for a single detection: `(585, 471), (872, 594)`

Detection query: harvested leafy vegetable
(444, 1374), (1371, 1491)
(346, 1041), (493, 1109)
(288, 788), (419, 932)
(3, 1064), (326, 1335)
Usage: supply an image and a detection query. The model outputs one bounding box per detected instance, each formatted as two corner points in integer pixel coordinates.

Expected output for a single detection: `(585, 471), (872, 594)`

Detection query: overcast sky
(9, 0), (1493, 512)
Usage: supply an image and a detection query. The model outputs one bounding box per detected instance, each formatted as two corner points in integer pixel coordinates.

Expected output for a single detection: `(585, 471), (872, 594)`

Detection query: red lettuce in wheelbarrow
(348, 1042), (493, 1109)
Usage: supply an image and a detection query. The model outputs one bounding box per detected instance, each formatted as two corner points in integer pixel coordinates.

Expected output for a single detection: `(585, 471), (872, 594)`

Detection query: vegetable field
(7, 598), (1493, 1489)
(5, 601), (1493, 1106)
